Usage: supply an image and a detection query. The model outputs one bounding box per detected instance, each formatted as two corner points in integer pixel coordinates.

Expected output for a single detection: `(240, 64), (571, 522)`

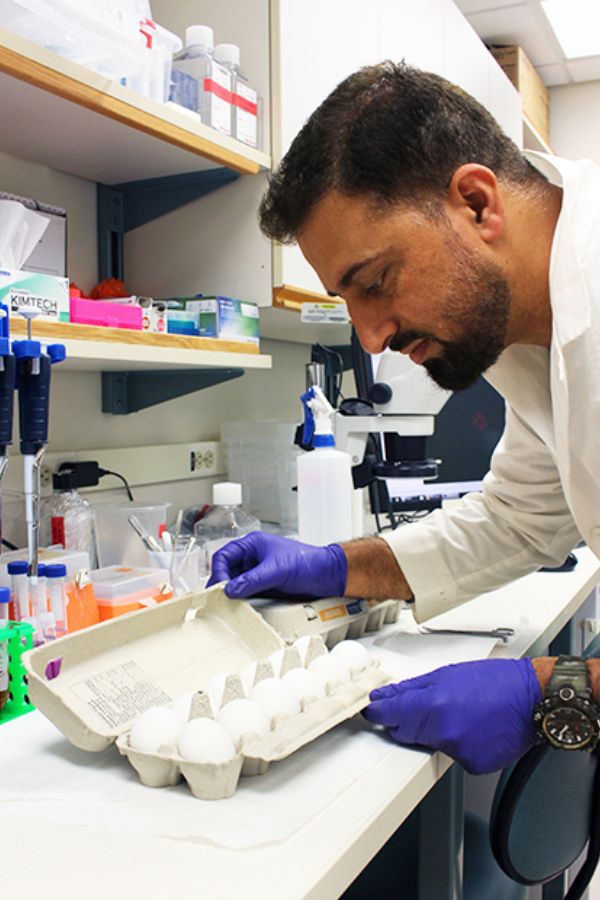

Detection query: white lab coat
(383, 152), (600, 622)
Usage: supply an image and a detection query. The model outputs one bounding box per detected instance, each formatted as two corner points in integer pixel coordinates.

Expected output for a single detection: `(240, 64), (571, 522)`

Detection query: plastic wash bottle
(297, 385), (353, 546)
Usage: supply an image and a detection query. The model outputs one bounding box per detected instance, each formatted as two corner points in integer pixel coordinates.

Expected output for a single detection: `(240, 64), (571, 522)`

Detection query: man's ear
(445, 164), (505, 244)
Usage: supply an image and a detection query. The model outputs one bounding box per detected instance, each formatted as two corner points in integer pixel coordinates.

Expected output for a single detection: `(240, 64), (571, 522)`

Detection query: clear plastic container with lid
(194, 482), (261, 576)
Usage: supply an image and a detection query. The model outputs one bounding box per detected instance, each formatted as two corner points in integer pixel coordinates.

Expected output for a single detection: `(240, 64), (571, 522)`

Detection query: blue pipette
(0, 303), (16, 549)
(13, 309), (65, 577)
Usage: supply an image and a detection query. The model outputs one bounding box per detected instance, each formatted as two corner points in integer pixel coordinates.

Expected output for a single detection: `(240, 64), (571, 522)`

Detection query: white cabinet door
(441, 0), (489, 110)
(379, 0), (444, 75)
(272, 0), (379, 297)
(488, 54), (523, 148)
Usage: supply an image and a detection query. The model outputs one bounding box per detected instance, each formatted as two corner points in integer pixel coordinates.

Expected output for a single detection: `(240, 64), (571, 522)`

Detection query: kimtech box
(0, 269), (70, 322)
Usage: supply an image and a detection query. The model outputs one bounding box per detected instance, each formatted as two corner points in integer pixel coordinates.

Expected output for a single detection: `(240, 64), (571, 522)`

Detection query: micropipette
(13, 308), (65, 581)
(0, 304), (16, 549)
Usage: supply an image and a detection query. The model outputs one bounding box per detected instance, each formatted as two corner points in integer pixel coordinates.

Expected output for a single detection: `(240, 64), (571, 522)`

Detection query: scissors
(419, 626), (515, 644)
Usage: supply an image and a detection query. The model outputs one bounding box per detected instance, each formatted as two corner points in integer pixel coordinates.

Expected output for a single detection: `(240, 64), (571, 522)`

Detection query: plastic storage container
(124, 20), (182, 103)
(92, 502), (170, 568)
(220, 421), (300, 529)
(90, 564), (171, 620)
(69, 297), (142, 330)
(194, 482), (260, 575)
(0, 0), (147, 80)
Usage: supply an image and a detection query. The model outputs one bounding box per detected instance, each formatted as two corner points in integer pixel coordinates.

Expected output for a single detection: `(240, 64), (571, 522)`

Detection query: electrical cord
(314, 343), (345, 406)
(98, 468), (135, 502)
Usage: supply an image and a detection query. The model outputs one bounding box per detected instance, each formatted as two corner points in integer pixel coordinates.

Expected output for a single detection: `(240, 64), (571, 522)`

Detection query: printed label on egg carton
(255, 597), (402, 647)
(115, 635), (389, 801)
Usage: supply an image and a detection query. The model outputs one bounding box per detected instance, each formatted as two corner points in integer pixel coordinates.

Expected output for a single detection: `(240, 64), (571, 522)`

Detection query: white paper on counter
(0, 199), (49, 269)
(0, 628), (500, 851)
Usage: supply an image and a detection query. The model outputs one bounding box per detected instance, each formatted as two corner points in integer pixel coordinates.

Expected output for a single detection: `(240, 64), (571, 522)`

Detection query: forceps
(418, 626), (515, 644)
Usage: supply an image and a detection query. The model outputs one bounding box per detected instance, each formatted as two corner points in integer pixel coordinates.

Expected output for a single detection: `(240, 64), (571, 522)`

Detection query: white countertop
(2, 548), (599, 900)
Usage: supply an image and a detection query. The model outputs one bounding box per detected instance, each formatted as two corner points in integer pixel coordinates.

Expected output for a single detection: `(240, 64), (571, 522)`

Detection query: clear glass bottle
(171, 25), (233, 135)
(214, 42), (260, 148)
(41, 484), (96, 568)
(194, 482), (260, 575)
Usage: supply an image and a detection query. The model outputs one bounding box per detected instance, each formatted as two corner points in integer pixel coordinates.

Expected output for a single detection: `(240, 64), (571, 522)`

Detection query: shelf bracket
(101, 367), (245, 415)
(97, 169), (240, 280)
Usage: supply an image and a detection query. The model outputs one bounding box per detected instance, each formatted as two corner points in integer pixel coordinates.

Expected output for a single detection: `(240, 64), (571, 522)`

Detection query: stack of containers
(220, 421), (301, 531)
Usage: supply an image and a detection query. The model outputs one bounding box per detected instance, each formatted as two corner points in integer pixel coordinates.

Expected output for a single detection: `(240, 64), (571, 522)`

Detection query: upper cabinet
(270, 0), (523, 303)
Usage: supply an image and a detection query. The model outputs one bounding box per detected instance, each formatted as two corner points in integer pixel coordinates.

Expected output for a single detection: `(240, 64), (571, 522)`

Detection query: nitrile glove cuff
(325, 543), (347, 597)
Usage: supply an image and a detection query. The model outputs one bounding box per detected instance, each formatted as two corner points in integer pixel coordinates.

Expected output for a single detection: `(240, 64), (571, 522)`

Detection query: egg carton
(252, 596), (402, 647)
(116, 639), (387, 799)
(22, 586), (390, 801)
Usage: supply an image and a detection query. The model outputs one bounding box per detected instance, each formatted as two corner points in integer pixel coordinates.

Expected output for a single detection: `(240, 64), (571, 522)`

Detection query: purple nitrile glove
(207, 532), (348, 600)
(363, 658), (542, 775)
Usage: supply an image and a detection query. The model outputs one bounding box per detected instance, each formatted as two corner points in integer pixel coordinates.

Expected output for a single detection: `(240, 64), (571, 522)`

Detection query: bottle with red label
(214, 43), (259, 148)
(41, 480), (96, 568)
(171, 25), (233, 136)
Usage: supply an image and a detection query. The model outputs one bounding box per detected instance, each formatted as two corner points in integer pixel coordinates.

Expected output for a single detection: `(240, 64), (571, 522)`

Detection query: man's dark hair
(259, 61), (544, 243)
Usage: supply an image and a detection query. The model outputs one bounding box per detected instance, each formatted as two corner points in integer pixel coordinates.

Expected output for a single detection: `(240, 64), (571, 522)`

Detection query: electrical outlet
(40, 464), (53, 488)
(189, 444), (218, 476)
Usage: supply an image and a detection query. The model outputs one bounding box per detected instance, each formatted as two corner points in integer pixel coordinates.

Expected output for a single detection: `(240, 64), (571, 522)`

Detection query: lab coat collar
(523, 151), (595, 346)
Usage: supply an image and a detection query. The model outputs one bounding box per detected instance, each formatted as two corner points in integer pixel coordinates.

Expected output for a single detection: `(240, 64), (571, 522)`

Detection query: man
(210, 62), (600, 774)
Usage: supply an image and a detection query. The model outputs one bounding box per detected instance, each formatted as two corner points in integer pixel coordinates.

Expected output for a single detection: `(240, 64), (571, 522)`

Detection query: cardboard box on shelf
(162, 295), (260, 345)
(489, 45), (550, 145)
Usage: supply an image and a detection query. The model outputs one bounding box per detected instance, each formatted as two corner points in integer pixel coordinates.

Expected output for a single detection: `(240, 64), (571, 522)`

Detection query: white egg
(129, 706), (182, 753)
(206, 671), (230, 714)
(218, 698), (271, 749)
(308, 654), (351, 685)
(240, 661), (258, 695)
(268, 648), (286, 677)
(170, 691), (195, 724)
(330, 640), (370, 671)
(178, 717), (237, 764)
(282, 667), (326, 701)
(249, 677), (301, 721)
(293, 635), (313, 664)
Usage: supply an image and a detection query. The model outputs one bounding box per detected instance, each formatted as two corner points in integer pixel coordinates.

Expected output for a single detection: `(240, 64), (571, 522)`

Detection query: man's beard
(389, 240), (511, 392)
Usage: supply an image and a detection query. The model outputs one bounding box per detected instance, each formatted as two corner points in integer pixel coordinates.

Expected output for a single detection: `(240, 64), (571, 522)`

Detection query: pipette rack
(0, 621), (34, 725)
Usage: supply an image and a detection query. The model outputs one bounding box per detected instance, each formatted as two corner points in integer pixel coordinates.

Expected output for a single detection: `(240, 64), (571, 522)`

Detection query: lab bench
(1, 547), (598, 900)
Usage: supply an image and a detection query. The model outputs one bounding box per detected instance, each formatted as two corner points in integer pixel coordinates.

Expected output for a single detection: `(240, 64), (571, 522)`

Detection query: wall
(550, 80), (600, 165)
(0, 149), (349, 546)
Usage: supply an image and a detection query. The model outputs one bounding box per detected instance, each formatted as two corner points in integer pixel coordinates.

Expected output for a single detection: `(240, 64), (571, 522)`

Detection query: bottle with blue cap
(297, 385), (353, 546)
(0, 585), (10, 710)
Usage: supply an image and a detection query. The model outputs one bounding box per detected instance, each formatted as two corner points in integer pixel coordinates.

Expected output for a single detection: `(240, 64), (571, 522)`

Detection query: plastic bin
(125, 21), (182, 103)
(0, 0), (147, 80)
(220, 421), (300, 529)
(70, 296), (142, 330)
(92, 502), (170, 567)
(90, 564), (171, 620)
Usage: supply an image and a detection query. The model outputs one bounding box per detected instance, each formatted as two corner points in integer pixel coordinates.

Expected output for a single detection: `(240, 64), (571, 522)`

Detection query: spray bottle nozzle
(300, 385), (336, 448)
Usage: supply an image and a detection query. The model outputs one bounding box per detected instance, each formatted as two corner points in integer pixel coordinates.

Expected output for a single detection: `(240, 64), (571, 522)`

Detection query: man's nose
(350, 313), (393, 355)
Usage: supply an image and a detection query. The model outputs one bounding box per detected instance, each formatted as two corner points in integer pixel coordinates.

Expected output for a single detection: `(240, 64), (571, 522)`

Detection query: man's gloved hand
(207, 532), (347, 600)
(363, 658), (542, 775)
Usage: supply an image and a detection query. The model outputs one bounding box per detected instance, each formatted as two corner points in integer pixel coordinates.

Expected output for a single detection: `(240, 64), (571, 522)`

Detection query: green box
(0, 621), (35, 725)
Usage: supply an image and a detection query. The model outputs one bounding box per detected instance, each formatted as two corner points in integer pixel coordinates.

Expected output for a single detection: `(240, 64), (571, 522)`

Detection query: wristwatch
(533, 655), (600, 750)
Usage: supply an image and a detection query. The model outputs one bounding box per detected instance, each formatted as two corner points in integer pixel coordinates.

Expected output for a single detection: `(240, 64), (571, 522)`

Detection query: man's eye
(365, 274), (385, 296)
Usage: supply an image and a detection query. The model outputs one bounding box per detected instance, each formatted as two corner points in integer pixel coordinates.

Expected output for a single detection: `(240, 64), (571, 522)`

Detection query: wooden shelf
(0, 28), (271, 183)
(9, 319), (272, 373)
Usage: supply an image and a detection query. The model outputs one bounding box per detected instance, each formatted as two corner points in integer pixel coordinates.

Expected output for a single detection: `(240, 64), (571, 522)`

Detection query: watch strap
(546, 655), (590, 697)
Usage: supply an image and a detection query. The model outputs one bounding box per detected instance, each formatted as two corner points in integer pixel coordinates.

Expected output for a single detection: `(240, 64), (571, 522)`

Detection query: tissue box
(0, 269), (69, 322)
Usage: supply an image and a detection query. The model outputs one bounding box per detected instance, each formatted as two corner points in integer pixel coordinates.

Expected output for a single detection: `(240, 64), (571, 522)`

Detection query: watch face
(543, 706), (596, 748)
